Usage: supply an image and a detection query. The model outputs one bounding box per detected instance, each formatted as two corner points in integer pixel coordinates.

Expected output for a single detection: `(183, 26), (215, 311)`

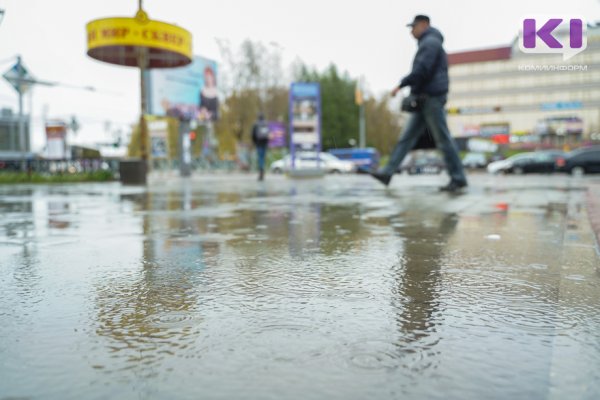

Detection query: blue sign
(541, 101), (583, 111)
(3, 61), (34, 94)
(291, 82), (320, 98)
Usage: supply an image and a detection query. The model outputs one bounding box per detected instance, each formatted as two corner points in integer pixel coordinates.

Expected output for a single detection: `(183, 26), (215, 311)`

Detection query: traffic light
(189, 131), (196, 140)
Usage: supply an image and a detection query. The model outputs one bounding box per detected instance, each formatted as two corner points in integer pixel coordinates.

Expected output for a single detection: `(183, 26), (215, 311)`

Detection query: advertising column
(289, 82), (321, 174)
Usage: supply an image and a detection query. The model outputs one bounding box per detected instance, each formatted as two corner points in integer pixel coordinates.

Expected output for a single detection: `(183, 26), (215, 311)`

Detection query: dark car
(398, 151), (445, 175)
(498, 150), (564, 174)
(556, 146), (600, 175)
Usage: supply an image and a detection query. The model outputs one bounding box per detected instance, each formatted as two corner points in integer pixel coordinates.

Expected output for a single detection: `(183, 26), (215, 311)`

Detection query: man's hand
(391, 87), (401, 97)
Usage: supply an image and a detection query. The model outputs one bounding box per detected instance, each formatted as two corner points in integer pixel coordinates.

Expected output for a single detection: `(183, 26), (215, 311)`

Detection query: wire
(0, 55), (17, 66)
(5, 77), (123, 96)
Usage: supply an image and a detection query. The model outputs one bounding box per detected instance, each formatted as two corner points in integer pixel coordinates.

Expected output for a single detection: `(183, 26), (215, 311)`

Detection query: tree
(294, 64), (359, 150)
(293, 64), (404, 155)
(214, 39), (288, 157)
(215, 40), (404, 158)
(364, 95), (404, 156)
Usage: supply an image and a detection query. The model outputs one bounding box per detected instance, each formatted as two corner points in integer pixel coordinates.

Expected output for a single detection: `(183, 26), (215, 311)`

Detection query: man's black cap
(406, 15), (430, 27)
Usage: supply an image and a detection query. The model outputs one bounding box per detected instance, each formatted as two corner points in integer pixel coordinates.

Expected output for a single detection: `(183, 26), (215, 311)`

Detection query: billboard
(536, 116), (583, 136)
(146, 56), (218, 121)
(289, 82), (321, 151)
(480, 123), (510, 137)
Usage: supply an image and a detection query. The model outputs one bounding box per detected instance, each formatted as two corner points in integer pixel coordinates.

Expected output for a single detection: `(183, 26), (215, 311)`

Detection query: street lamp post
(355, 77), (367, 149)
(1, 10), (29, 170)
(16, 55), (27, 171)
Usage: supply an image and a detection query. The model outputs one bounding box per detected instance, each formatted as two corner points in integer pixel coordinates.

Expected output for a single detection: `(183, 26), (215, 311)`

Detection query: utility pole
(356, 76), (366, 148)
(16, 55), (27, 170)
(359, 102), (366, 148)
(136, 0), (149, 183)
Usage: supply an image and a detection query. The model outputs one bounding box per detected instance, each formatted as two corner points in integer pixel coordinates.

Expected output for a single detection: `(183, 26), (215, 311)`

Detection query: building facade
(447, 25), (600, 147)
(0, 107), (30, 159)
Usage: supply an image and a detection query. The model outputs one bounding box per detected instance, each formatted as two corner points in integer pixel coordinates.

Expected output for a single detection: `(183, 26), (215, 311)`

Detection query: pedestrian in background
(252, 113), (270, 181)
(370, 15), (468, 192)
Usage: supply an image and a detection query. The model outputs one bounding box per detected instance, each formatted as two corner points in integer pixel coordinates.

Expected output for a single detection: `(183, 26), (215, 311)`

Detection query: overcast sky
(1, 0), (599, 150)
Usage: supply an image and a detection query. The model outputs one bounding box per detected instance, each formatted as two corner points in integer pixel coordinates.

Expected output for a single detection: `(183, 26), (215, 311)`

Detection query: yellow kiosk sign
(86, 11), (192, 68)
(85, 5), (192, 184)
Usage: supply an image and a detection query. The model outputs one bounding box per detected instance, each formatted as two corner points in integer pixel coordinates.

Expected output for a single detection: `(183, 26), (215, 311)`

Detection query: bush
(0, 170), (115, 184)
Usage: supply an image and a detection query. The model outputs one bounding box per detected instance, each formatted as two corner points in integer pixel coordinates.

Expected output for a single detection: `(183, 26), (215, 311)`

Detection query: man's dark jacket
(399, 27), (449, 96)
(252, 121), (269, 148)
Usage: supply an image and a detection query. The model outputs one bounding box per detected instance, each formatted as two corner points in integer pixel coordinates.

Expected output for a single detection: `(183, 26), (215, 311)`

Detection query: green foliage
(127, 38), (405, 160)
(0, 171), (115, 184)
(502, 148), (529, 158)
(129, 117), (179, 160)
(295, 64), (359, 150)
(364, 96), (403, 156)
(214, 40), (289, 158)
(293, 64), (403, 155)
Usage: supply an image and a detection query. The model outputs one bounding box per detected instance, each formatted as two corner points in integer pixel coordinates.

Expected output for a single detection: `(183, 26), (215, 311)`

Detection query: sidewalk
(587, 182), (600, 255)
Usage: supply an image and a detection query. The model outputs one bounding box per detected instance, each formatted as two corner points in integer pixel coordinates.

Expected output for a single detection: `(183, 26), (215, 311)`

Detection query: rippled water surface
(1, 174), (599, 399)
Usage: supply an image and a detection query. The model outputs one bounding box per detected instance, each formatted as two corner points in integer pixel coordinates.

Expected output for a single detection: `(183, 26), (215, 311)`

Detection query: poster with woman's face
(146, 56), (219, 121)
(290, 82), (321, 151)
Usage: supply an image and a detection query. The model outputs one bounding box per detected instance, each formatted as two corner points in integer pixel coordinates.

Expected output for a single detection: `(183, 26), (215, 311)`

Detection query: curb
(586, 183), (600, 257)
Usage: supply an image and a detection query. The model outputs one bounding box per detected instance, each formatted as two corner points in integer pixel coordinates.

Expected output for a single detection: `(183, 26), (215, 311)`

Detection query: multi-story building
(0, 107), (30, 159)
(447, 24), (600, 147)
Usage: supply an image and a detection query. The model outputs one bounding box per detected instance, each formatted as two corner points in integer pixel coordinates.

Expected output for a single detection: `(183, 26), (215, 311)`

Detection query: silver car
(270, 152), (356, 174)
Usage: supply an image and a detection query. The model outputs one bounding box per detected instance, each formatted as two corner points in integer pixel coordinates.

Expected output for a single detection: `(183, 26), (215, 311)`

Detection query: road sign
(3, 61), (34, 93)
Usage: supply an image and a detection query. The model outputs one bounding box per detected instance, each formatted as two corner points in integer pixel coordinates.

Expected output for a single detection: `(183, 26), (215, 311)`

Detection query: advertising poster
(289, 82), (321, 155)
(148, 119), (169, 159)
(268, 122), (286, 148)
(45, 121), (67, 160)
(146, 56), (218, 121)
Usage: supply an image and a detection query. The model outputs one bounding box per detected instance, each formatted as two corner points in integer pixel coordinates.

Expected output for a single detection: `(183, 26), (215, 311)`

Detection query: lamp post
(17, 55), (26, 170)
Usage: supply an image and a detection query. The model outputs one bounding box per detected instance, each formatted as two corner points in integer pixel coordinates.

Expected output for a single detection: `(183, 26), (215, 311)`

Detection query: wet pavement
(1, 172), (600, 399)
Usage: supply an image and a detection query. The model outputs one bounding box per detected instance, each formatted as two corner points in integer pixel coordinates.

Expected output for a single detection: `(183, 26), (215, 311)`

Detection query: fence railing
(0, 159), (120, 174)
(0, 158), (246, 176)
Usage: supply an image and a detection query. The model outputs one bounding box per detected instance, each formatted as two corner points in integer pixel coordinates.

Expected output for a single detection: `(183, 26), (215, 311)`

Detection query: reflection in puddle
(0, 176), (599, 399)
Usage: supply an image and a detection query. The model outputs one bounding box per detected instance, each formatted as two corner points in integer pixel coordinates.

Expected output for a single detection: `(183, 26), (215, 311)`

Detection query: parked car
(462, 152), (488, 169)
(487, 151), (564, 174)
(328, 147), (380, 172)
(555, 146), (600, 175)
(398, 151), (445, 175)
(270, 152), (355, 174)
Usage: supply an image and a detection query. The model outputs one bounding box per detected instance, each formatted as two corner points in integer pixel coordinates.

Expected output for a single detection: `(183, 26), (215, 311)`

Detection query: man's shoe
(439, 180), (467, 192)
(370, 171), (392, 187)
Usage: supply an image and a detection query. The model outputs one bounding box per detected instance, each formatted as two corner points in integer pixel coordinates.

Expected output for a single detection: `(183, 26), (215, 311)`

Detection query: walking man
(371, 15), (467, 192)
(252, 113), (270, 181)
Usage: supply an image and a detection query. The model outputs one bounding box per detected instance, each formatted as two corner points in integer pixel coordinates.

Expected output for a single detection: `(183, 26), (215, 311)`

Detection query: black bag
(413, 129), (436, 150)
(401, 94), (426, 112)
